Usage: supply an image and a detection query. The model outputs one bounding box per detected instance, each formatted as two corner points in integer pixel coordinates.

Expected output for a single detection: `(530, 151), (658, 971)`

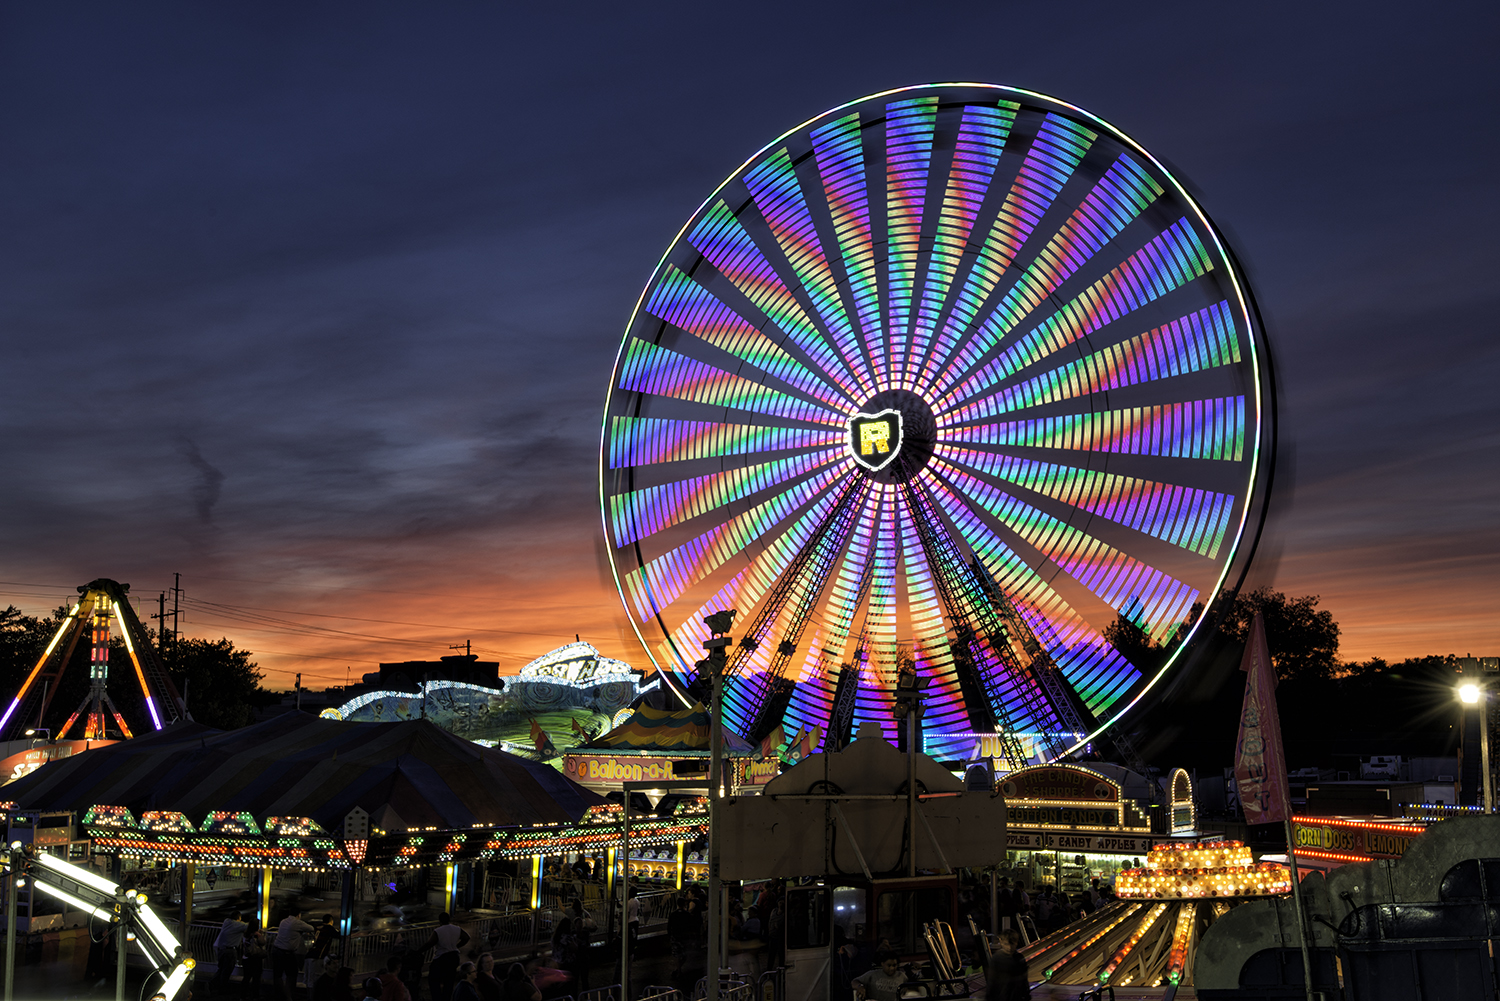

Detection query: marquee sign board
(1000, 764), (1121, 803)
(847, 409), (903, 472)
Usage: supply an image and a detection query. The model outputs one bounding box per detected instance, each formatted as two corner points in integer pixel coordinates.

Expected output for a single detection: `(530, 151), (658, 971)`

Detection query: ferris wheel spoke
(805, 489), (882, 671)
(660, 471), (873, 666)
(929, 457), (1201, 641)
(617, 337), (842, 425)
(913, 112), (1096, 392)
(606, 417), (842, 469)
(935, 444), (1237, 559)
(936, 218), (1215, 414)
(619, 463), (849, 623)
(744, 150), (878, 399)
(941, 395), (1247, 463)
(922, 150), (1165, 394)
(923, 479), (1143, 716)
(945, 300), (1242, 425)
(809, 113), (886, 388)
(884, 95), (939, 394)
(892, 490), (1003, 737)
(645, 266), (851, 409)
(608, 447), (843, 548)
(687, 201), (864, 403)
(900, 103), (1020, 392)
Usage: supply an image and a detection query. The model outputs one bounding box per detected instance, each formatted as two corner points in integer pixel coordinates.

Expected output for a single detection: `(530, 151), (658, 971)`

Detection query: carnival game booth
(562, 701), (769, 887)
(997, 763), (1202, 897)
(1, 712), (709, 963)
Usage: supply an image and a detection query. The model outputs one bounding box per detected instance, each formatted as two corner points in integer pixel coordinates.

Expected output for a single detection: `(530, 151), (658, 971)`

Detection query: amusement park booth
(996, 763), (1202, 895)
(0, 712), (709, 962)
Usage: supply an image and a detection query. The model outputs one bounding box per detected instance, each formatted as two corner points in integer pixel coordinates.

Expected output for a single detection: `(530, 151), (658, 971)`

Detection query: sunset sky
(1, 2), (1495, 691)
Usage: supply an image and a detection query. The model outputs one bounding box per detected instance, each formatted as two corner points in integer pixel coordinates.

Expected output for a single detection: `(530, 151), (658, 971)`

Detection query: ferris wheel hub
(847, 389), (936, 483)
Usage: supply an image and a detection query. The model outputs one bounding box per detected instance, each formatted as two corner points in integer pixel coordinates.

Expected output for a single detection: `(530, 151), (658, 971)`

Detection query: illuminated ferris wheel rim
(599, 82), (1271, 758)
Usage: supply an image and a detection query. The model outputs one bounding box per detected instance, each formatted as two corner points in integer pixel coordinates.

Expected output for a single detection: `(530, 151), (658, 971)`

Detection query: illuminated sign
(1001, 764), (1121, 803)
(1010, 805), (1121, 827)
(1005, 830), (1153, 855)
(1291, 817), (1420, 860)
(565, 754), (679, 785)
(847, 409), (903, 472)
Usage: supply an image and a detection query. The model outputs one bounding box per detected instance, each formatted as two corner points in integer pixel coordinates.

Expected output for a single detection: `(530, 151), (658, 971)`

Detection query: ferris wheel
(600, 84), (1271, 765)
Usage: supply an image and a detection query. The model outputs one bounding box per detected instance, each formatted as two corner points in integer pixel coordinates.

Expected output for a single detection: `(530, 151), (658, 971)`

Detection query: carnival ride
(601, 83), (1272, 765)
(0, 831), (193, 998)
(0, 579), (188, 743)
(1020, 839), (1290, 990)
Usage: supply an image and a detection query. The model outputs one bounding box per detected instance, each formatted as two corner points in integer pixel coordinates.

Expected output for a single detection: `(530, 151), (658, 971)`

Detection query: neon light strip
(1045, 903), (1142, 979)
(811, 112), (885, 386)
(687, 201), (861, 401)
(948, 301), (1242, 424)
(113, 605), (164, 730)
(894, 492), (970, 736)
(644, 266), (848, 408)
(744, 150), (875, 398)
(1099, 901), (1170, 982)
(658, 477), (848, 665)
(31, 881), (112, 921)
(0, 603), (83, 734)
(1292, 815), (1426, 833)
(944, 396), (1246, 462)
(608, 418), (840, 469)
(1165, 902), (1197, 985)
(623, 464), (845, 623)
(926, 480), (1140, 713)
(936, 446), (1235, 558)
(884, 95), (938, 394)
(917, 110), (1091, 391)
(610, 449), (841, 547)
(616, 338), (839, 426)
(931, 459), (1200, 639)
(903, 102), (1019, 390)
(928, 151), (1162, 398)
(937, 218), (1215, 412)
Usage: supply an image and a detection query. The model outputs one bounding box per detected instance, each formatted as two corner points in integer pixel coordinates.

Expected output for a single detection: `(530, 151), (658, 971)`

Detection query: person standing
(241, 925), (268, 998)
(422, 912), (471, 1001)
(984, 929), (1029, 1001)
(271, 906), (314, 1000)
(996, 878), (1017, 933)
(212, 910), (248, 995)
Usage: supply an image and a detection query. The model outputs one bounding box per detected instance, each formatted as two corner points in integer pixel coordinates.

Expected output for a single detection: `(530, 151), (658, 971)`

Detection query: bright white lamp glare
(1460, 684), (1482, 704)
(30, 880), (112, 921)
(158, 961), (193, 1000)
(32, 850), (120, 895)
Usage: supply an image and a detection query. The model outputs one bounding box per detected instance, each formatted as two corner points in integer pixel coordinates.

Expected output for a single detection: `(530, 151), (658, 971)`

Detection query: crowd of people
(989, 875), (1116, 937)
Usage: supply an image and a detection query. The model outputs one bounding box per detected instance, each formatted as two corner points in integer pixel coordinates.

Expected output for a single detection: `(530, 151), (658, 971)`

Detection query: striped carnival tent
(2, 711), (602, 830)
(593, 702), (755, 753)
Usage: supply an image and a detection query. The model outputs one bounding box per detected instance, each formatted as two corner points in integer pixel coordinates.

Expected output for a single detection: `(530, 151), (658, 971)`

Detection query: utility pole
(295, 673), (303, 712)
(449, 642), (472, 657)
(170, 573), (182, 662)
(154, 592), (167, 657)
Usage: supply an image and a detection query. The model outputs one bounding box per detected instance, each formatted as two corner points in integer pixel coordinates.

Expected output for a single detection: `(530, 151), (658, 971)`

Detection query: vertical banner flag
(759, 724), (786, 761)
(1234, 612), (1291, 824)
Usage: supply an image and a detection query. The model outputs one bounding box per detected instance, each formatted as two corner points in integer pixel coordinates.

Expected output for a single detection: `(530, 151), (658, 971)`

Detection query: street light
(1458, 681), (1492, 814)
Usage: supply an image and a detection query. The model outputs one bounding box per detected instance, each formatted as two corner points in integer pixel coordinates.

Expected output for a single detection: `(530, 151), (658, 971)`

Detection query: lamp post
(699, 609), (735, 1001)
(1459, 682), (1493, 815)
(892, 661), (928, 877)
